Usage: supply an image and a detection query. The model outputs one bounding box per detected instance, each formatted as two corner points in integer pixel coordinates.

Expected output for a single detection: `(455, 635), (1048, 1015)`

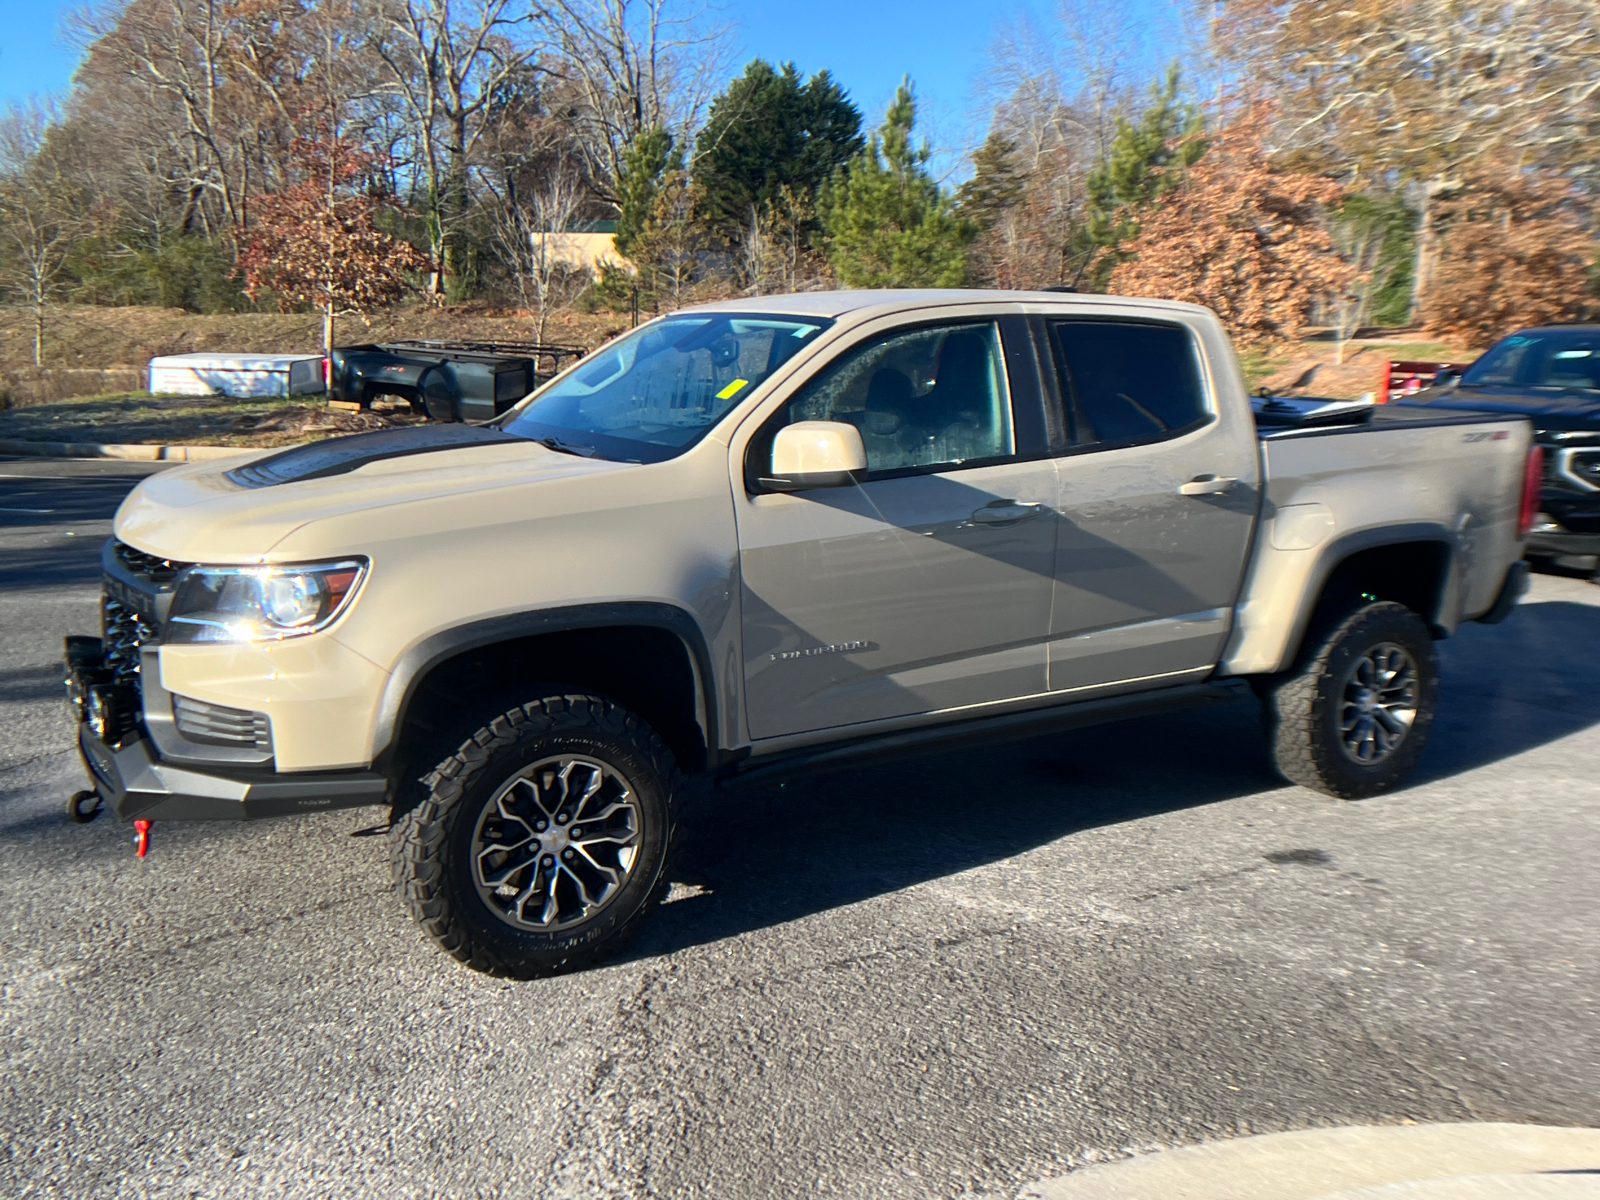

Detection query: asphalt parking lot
(2, 458), (1597, 1200)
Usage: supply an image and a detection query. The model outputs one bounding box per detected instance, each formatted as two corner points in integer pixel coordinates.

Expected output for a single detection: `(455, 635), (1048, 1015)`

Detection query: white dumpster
(147, 353), (326, 398)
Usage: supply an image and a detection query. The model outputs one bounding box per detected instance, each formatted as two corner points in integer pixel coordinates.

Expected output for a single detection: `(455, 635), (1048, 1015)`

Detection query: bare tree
(529, 0), (730, 199)
(69, 0), (325, 234)
(370, 0), (540, 296)
(980, 0), (1146, 173)
(0, 106), (84, 366)
(1228, 0), (1600, 177)
(485, 164), (588, 341)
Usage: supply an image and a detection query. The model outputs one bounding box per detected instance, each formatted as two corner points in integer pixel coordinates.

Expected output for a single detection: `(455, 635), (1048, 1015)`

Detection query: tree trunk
(1409, 177), (1456, 325)
(32, 300), (44, 368)
(324, 304), (335, 357)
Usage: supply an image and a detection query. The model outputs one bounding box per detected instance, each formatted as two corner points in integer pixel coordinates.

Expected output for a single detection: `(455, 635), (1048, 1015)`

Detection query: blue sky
(0, 0), (1190, 171)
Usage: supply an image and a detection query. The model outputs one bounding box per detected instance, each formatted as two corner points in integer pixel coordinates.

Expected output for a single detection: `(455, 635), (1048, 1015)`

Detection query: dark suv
(1399, 325), (1600, 571)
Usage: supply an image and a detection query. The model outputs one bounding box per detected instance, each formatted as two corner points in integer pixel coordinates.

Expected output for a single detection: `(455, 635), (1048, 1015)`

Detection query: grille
(173, 695), (273, 750)
(1564, 449), (1600, 491)
(113, 540), (191, 585)
(101, 595), (154, 688)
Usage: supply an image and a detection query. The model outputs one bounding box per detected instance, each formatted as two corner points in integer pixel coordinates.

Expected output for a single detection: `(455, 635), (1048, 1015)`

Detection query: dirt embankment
(0, 304), (631, 405)
(0, 392), (432, 447)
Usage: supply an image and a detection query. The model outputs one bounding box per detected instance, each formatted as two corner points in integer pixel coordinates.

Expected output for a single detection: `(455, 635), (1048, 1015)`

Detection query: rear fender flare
(1277, 523), (1460, 672)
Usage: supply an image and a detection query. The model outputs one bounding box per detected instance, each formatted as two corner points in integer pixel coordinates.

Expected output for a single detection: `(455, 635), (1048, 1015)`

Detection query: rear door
(734, 313), (1059, 740)
(1040, 315), (1259, 692)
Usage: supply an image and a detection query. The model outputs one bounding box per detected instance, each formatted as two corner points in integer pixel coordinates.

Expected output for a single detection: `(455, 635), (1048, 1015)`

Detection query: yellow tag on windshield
(716, 378), (749, 400)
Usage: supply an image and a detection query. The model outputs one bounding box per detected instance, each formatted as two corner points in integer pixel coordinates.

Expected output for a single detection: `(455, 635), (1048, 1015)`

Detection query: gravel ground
(1, 460), (1596, 1200)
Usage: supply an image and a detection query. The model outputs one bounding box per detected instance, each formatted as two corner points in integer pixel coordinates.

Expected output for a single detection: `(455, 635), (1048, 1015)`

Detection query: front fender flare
(368, 601), (717, 773)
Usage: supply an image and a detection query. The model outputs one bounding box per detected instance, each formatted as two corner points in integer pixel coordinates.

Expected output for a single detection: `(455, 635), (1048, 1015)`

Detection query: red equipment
(1378, 359), (1473, 403)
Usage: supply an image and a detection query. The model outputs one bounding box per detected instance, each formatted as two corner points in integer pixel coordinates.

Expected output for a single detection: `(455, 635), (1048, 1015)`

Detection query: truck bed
(1222, 399), (1533, 676)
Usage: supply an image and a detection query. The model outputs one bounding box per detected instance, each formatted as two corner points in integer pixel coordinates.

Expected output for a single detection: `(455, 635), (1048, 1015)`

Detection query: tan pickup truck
(65, 290), (1539, 977)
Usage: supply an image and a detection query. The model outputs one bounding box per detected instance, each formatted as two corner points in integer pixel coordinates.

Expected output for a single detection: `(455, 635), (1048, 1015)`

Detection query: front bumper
(67, 638), (388, 823)
(78, 725), (389, 822)
(1526, 528), (1600, 557)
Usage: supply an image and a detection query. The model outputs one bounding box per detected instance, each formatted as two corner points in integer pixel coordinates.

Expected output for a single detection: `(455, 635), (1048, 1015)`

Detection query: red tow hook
(133, 820), (152, 858)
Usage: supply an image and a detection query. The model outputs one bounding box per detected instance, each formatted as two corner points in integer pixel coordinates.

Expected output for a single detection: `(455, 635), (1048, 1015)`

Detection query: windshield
(1461, 329), (1600, 391)
(501, 312), (833, 461)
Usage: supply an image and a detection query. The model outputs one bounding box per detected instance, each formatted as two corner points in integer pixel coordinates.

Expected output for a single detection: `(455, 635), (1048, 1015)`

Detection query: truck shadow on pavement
(627, 597), (1600, 961)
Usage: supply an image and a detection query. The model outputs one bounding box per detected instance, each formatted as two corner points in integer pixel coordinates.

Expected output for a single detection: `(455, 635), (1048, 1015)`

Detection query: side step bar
(719, 678), (1253, 790)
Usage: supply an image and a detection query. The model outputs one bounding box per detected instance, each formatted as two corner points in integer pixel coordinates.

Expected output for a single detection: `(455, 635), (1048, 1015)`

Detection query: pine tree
(818, 80), (973, 289)
(955, 132), (1026, 231)
(1078, 64), (1205, 289)
(693, 61), (863, 247)
(613, 127), (680, 261)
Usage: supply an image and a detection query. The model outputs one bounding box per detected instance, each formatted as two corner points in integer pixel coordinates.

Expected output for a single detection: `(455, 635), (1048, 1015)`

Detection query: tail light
(1518, 446), (1543, 538)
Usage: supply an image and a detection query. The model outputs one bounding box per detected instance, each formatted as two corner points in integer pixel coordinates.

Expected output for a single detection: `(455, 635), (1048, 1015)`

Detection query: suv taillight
(1518, 446), (1543, 538)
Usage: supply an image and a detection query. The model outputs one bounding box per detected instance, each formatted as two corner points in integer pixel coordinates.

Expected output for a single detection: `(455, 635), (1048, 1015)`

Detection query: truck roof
(681, 289), (1218, 322)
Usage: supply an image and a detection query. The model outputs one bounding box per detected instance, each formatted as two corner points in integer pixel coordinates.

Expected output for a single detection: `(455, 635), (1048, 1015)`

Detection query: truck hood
(1398, 385), (1600, 431)
(115, 425), (627, 561)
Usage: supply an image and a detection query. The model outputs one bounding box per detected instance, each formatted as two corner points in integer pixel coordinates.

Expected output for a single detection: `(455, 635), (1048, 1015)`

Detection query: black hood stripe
(226, 425), (527, 488)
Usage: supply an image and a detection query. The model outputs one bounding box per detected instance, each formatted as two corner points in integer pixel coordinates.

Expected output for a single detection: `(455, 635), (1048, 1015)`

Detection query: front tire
(389, 694), (679, 977)
(1264, 601), (1439, 799)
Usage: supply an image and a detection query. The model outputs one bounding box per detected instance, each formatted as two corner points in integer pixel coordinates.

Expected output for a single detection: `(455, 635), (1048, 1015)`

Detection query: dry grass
(0, 391), (428, 447)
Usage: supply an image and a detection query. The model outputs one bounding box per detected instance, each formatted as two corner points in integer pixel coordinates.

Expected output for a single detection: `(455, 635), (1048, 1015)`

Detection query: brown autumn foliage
(1420, 175), (1595, 347)
(237, 138), (427, 315)
(1108, 114), (1353, 345)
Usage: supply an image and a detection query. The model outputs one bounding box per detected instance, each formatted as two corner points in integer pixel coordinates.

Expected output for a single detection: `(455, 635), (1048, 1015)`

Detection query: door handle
(969, 501), (1044, 524)
(1179, 475), (1237, 496)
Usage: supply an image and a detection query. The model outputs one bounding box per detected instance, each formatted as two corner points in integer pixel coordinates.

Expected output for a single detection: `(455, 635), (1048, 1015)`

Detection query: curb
(1021, 1123), (1600, 1200)
(0, 438), (248, 463)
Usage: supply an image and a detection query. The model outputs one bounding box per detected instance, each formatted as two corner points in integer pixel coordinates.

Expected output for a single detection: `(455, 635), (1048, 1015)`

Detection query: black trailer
(328, 340), (586, 423)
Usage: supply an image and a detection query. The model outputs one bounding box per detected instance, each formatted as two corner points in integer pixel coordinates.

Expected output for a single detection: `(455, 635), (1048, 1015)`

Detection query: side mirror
(760, 421), (866, 492)
(1434, 370), (1463, 390)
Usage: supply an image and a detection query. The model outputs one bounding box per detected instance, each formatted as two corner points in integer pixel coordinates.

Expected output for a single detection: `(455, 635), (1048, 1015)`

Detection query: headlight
(166, 559), (368, 644)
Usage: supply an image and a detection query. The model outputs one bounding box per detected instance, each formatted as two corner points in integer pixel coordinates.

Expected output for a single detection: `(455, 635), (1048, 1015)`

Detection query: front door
(736, 318), (1059, 740)
(1042, 316), (1260, 692)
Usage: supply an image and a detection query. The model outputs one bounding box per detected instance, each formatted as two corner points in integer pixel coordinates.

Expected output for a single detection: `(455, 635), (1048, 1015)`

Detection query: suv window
(769, 321), (1014, 475)
(1462, 330), (1600, 390)
(1050, 320), (1209, 447)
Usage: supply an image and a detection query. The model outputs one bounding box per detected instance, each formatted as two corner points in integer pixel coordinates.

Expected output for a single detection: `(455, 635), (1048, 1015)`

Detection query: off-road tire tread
(388, 693), (681, 978)
(1266, 601), (1437, 800)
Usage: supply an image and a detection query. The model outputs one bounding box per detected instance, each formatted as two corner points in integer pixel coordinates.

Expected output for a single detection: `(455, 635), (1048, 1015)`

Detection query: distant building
(531, 220), (632, 276)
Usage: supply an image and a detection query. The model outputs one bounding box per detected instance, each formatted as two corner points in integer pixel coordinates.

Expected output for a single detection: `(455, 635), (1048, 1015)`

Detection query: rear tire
(1263, 601), (1438, 799)
(389, 693), (680, 977)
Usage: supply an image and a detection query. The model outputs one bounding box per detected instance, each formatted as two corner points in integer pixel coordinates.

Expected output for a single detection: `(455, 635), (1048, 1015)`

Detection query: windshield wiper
(535, 435), (602, 459)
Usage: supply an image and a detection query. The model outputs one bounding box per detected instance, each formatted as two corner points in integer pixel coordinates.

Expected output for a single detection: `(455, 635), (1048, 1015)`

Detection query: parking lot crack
(1131, 863), (1266, 903)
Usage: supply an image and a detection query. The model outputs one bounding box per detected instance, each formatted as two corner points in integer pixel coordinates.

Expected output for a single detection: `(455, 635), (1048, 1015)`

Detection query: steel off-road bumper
(77, 725), (390, 822)
(67, 637), (389, 823)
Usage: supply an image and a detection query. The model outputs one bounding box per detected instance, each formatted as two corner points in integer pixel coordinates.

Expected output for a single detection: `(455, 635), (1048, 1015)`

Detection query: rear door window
(1049, 320), (1210, 447)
